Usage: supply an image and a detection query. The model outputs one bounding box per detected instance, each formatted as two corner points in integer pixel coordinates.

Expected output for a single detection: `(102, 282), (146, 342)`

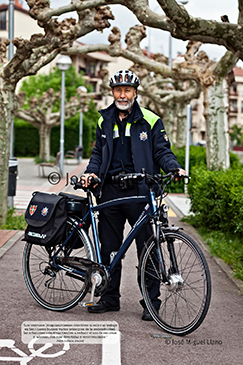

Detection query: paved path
(0, 158), (242, 364)
(0, 216), (242, 365)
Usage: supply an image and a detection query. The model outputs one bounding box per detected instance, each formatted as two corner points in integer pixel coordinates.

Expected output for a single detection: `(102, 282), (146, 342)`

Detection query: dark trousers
(97, 182), (160, 309)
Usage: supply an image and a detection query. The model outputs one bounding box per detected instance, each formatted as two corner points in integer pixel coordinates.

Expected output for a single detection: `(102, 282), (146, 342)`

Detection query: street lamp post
(9, 0), (14, 160)
(8, 0), (15, 209)
(78, 86), (87, 163)
(9, 0), (14, 159)
(56, 55), (72, 177)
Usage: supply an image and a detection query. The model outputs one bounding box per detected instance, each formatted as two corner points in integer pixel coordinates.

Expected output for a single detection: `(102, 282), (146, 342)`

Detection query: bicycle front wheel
(23, 220), (96, 311)
(140, 229), (211, 336)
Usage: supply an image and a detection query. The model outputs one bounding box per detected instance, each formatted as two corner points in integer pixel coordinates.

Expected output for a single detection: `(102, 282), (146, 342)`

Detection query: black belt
(105, 175), (119, 183)
(105, 174), (136, 190)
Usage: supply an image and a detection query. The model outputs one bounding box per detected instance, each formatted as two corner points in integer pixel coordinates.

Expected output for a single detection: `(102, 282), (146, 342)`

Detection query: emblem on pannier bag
(41, 207), (49, 217)
(29, 205), (37, 216)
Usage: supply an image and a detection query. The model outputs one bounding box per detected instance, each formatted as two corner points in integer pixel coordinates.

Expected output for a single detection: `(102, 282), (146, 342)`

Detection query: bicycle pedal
(79, 301), (94, 308)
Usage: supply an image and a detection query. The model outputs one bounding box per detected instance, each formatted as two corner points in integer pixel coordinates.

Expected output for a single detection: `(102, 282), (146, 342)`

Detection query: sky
(1, 0), (241, 64)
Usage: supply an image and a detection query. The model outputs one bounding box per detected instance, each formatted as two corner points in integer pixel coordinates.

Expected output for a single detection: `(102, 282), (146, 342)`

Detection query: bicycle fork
(151, 219), (184, 290)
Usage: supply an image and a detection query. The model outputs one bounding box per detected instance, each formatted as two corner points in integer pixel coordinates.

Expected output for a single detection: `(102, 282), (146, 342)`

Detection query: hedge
(14, 117), (95, 158)
(187, 165), (243, 235)
(166, 146), (241, 193)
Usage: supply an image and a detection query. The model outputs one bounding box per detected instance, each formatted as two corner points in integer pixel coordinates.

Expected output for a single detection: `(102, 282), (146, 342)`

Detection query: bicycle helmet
(109, 69), (140, 88)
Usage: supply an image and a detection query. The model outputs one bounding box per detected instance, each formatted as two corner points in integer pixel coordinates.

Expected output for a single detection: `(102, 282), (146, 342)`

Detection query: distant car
(196, 140), (206, 147)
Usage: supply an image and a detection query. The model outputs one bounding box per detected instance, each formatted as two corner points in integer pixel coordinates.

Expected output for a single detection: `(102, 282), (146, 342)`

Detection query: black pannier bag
(24, 192), (67, 246)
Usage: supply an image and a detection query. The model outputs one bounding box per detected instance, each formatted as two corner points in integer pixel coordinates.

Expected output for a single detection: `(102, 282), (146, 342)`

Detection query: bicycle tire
(139, 229), (211, 336)
(23, 218), (96, 311)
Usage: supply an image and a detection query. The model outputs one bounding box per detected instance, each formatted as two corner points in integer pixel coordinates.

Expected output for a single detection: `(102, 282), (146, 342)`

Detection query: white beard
(115, 96), (135, 111)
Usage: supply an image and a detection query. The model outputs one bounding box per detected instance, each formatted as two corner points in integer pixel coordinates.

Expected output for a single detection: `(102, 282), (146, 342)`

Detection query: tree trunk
(203, 78), (230, 170)
(39, 124), (51, 161)
(0, 88), (15, 225)
(176, 105), (187, 148)
(163, 105), (177, 145)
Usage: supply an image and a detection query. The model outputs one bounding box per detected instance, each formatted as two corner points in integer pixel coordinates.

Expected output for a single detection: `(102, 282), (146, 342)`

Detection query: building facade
(228, 67), (243, 130)
(0, 0), (42, 40)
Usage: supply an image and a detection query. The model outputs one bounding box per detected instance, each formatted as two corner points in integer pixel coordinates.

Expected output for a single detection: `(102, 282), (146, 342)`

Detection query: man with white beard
(81, 69), (185, 320)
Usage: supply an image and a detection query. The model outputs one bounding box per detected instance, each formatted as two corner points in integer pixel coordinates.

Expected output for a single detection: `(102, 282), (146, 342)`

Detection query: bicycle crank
(79, 265), (110, 307)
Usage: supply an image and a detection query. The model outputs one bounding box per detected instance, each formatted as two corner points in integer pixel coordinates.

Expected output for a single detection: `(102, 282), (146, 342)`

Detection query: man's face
(112, 85), (137, 111)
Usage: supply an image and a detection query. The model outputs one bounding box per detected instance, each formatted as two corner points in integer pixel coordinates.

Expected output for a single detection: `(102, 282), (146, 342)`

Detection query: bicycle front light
(159, 204), (169, 224)
(162, 204), (169, 213)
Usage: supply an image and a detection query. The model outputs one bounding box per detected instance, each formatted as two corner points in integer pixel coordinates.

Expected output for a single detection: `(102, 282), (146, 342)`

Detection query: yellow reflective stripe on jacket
(98, 116), (103, 129)
(140, 107), (160, 129)
(112, 123), (131, 138)
(113, 124), (119, 138)
(125, 123), (131, 136)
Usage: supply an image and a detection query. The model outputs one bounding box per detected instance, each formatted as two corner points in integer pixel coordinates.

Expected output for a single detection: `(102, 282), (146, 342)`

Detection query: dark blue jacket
(85, 100), (181, 196)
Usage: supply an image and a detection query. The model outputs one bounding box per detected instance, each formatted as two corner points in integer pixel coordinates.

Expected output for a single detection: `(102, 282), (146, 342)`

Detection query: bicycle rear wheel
(23, 219), (96, 311)
(140, 229), (211, 336)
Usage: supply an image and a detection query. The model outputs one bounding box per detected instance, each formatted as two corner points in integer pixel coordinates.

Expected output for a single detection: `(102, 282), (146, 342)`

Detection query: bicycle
(23, 170), (211, 336)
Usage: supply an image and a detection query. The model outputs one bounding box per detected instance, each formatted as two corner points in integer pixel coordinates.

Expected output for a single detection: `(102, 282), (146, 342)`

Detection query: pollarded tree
(102, 0), (243, 60)
(73, 0), (243, 169)
(67, 24), (236, 170)
(0, 1), (114, 225)
(14, 66), (99, 161)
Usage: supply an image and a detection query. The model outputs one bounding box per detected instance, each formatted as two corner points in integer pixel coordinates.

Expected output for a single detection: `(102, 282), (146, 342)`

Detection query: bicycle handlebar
(72, 169), (190, 191)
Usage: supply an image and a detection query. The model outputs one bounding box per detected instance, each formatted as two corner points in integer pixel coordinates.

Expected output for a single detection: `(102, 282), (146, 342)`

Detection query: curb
(164, 196), (185, 219)
(0, 230), (24, 259)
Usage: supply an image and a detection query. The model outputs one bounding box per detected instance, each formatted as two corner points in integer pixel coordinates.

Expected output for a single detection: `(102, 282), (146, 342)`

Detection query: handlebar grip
(92, 177), (102, 185)
(73, 176), (102, 190)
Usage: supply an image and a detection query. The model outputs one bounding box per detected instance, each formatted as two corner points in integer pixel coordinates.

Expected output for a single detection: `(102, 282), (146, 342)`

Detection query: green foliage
(167, 145), (241, 193)
(187, 164), (243, 235)
(184, 217), (243, 281)
(20, 65), (91, 105)
(165, 146), (207, 193)
(14, 119), (39, 156)
(0, 209), (26, 230)
(172, 145), (207, 169)
(15, 66), (99, 158)
(229, 124), (243, 146)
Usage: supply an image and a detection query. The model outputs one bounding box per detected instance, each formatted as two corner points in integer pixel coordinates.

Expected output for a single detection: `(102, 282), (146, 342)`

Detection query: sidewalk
(14, 157), (90, 210)
(0, 157), (89, 255)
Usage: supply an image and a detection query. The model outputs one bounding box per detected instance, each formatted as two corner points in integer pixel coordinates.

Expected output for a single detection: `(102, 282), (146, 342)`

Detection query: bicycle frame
(52, 189), (158, 278)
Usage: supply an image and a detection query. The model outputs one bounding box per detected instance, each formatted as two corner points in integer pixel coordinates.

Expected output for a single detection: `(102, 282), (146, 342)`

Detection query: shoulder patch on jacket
(140, 107), (160, 129)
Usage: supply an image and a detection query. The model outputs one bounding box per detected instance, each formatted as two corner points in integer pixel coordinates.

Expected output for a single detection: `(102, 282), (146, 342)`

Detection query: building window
(233, 84), (237, 93)
(79, 66), (87, 75)
(0, 11), (6, 30)
(90, 64), (96, 77)
(200, 131), (206, 141)
(231, 99), (237, 112)
(241, 101), (243, 113)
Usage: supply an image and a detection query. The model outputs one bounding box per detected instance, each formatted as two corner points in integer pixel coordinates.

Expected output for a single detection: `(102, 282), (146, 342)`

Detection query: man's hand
(178, 169), (186, 176)
(80, 173), (99, 188)
(175, 168), (186, 181)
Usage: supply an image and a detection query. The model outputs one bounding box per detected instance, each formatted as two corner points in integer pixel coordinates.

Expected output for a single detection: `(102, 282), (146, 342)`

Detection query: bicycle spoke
(140, 230), (211, 335)
(23, 221), (95, 311)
